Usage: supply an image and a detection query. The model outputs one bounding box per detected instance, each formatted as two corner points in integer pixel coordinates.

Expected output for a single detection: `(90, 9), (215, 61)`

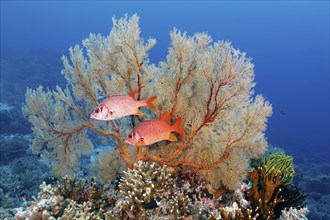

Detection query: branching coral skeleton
(22, 14), (272, 190)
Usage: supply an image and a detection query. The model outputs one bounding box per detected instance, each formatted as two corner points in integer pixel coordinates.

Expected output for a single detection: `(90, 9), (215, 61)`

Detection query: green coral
(264, 152), (295, 185)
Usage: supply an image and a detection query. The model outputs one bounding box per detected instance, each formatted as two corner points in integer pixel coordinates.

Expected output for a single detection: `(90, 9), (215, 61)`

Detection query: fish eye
(95, 108), (99, 113)
(128, 134), (132, 138)
(140, 137), (145, 142)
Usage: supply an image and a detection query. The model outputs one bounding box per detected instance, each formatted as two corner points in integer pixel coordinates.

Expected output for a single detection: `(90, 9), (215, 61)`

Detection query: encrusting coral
(22, 14), (272, 193)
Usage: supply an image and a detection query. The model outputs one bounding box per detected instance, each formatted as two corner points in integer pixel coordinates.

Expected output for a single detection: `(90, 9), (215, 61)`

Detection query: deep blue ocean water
(0, 1), (329, 219)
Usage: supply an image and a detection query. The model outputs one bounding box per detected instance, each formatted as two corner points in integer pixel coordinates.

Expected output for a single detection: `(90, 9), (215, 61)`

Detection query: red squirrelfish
(91, 90), (157, 120)
(125, 112), (185, 146)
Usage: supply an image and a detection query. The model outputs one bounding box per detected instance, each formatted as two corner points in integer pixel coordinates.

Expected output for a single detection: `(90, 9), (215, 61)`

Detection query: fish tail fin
(172, 116), (185, 137)
(143, 96), (157, 110)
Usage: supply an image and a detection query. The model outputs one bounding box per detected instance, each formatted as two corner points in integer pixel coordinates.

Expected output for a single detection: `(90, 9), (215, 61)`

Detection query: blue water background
(1, 1), (329, 160)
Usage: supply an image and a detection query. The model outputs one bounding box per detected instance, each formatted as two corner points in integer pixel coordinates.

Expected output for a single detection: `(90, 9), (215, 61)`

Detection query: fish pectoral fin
(136, 110), (144, 115)
(168, 133), (178, 141)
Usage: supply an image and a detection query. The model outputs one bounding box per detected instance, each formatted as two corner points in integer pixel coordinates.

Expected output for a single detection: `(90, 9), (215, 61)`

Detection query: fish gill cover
(22, 14), (272, 192)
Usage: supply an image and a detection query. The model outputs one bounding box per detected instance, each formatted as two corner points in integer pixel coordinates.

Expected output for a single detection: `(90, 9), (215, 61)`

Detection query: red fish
(125, 112), (185, 146)
(91, 90), (157, 120)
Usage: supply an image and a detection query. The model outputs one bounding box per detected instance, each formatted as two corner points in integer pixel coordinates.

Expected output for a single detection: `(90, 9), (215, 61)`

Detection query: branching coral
(22, 14), (272, 191)
(14, 161), (308, 220)
(247, 166), (285, 220)
(55, 176), (103, 205)
(115, 161), (189, 219)
(15, 182), (65, 220)
(61, 200), (106, 220)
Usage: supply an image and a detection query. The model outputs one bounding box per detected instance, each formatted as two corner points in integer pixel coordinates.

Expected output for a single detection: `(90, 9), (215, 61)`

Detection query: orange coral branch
(142, 95), (253, 170)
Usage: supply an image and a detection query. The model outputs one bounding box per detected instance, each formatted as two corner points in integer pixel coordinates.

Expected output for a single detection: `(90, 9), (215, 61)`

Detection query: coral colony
(18, 15), (308, 219)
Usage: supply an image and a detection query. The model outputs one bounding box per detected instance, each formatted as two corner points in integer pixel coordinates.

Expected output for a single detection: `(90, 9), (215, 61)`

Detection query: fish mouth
(125, 139), (132, 144)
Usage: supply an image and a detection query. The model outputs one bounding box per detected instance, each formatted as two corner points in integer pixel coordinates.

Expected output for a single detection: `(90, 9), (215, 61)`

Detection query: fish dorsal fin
(129, 89), (139, 100)
(160, 111), (171, 124)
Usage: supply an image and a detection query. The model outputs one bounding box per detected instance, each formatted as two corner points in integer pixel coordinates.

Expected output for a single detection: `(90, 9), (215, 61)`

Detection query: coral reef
(0, 156), (51, 209)
(1, 14), (320, 219)
(55, 176), (103, 205)
(22, 14), (272, 193)
(247, 166), (284, 219)
(112, 161), (192, 219)
(12, 160), (311, 220)
(15, 181), (65, 220)
(13, 161), (211, 219)
(0, 207), (14, 220)
(61, 200), (106, 220)
(243, 152), (309, 220)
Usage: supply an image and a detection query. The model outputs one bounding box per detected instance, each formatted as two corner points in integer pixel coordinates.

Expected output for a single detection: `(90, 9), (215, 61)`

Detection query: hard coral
(55, 176), (103, 205)
(61, 200), (106, 220)
(278, 207), (309, 220)
(15, 182), (65, 220)
(116, 161), (178, 218)
(247, 166), (284, 220)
